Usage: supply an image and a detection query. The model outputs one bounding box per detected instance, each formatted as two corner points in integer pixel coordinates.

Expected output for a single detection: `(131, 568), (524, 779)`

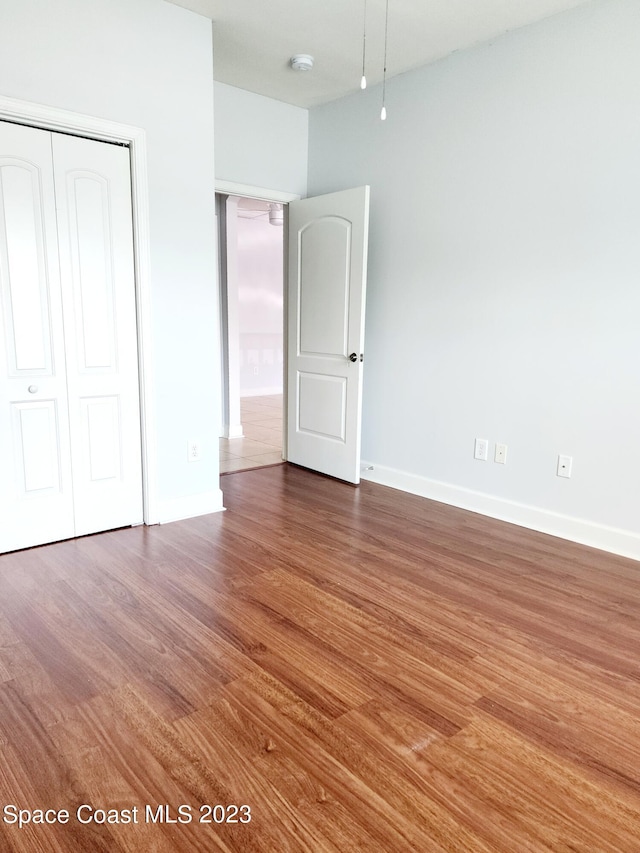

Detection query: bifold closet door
(0, 122), (75, 551)
(52, 132), (143, 538)
(0, 121), (143, 553)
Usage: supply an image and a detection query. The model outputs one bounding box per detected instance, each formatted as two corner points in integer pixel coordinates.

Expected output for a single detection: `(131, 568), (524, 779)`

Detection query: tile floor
(219, 394), (283, 474)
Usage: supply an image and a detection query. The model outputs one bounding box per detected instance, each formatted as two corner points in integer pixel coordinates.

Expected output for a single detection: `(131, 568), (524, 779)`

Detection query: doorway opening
(217, 193), (286, 474)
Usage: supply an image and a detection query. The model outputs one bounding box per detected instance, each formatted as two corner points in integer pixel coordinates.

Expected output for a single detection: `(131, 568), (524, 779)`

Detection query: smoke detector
(290, 54), (314, 72)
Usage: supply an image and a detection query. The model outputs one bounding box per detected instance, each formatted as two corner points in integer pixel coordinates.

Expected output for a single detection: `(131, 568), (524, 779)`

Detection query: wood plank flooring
(1, 463), (640, 851)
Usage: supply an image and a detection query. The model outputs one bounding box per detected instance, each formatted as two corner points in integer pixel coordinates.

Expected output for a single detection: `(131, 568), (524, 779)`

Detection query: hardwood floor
(1, 463), (639, 851)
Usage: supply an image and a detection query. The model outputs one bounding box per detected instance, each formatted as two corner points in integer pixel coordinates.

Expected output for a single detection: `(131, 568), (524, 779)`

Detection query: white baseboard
(360, 461), (640, 563)
(156, 489), (225, 524)
(223, 423), (244, 439)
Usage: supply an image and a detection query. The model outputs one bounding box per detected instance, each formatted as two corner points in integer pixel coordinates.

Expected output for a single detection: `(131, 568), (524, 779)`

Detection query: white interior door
(0, 122), (143, 553)
(0, 122), (75, 551)
(52, 133), (143, 536)
(287, 186), (370, 484)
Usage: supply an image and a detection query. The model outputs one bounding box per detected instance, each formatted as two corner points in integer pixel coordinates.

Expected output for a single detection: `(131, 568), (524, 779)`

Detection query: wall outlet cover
(495, 443), (507, 464)
(474, 438), (489, 461)
(557, 454), (572, 478)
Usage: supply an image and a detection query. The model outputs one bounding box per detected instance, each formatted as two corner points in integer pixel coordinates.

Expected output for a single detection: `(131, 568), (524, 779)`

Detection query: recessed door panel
(298, 372), (346, 441)
(67, 173), (116, 370)
(12, 400), (61, 494)
(299, 217), (350, 357)
(0, 161), (52, 373)
(82, 396), (122, 482)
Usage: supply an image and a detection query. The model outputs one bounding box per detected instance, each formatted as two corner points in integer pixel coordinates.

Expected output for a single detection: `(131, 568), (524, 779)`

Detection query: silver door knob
(28, 385), (38, 394)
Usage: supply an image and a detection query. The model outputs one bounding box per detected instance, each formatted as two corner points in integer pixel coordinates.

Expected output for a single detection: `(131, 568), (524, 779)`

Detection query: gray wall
(307, 0), (640, 557)
(214, 83), (308, 197)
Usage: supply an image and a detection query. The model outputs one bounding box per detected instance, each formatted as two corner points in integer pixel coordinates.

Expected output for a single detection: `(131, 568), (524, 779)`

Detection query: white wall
(237, 216), (284, 396)
(0, 0), (222, 521)
(214, 83), (308, 197)
(307, 0), (640, 558)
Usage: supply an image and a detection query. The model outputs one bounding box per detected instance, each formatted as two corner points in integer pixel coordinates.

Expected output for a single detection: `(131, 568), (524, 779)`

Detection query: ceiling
(168, 0), (593, 108)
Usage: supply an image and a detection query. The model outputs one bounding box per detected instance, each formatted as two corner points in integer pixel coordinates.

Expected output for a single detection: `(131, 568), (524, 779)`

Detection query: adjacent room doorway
(217, 193), (285, 474)
(217, 183), (370, 485)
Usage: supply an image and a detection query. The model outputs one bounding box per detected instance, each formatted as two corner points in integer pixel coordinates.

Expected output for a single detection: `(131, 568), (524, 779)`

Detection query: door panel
(52, 133), (143, 537)
(299, 217), (350, 356)
(81, 396), (122, 483)
(2, 162), (54, 372)
(70, 173), (116, 369)
(12, 400), (62, 493)
(0, 122), (75, 551)
(297, 372), (347, 440)
(287, 186), (369, 484)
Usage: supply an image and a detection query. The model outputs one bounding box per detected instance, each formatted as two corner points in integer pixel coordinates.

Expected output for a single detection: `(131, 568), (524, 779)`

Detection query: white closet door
(0, 122), (143, 553)
(52, 133), (143, 536)
(0, 122), (75, 552)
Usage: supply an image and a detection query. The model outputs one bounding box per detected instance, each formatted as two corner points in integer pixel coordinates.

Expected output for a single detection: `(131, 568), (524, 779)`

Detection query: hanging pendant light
(381, 0), (389, 120)
(360, 0), (368, 89)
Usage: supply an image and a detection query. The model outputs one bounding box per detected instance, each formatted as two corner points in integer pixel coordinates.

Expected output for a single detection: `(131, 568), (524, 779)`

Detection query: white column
(220, 195), (243, 439)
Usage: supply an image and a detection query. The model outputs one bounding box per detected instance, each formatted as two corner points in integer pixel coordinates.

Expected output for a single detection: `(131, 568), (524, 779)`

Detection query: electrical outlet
(474, 438), (489, 461)
(188, 440), (201, 462)
(557, 454), (572, 478)
(495, 443), (507, 464)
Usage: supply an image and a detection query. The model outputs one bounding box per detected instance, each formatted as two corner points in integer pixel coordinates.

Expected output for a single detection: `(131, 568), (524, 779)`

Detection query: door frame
(0, 94), (158, 523)
(215, 179), (299, 462)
